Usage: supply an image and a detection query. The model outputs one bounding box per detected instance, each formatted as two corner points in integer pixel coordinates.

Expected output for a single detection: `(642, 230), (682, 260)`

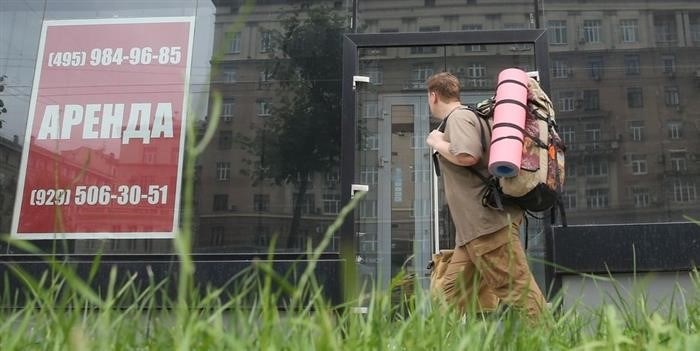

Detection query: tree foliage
(239, 4), (347, 244)
(0, 75), (7, 128)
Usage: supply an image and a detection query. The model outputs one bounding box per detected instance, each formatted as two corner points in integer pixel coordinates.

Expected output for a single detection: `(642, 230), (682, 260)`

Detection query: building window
(292, 193), (315, 215)
(566, 162), (576, 179)
(213, 194), (229, 211)
(586, 188), (609, 209)
(258, 68), (273, 87)
(584, 123), (601, 150)
(691, 15), (700, 42)
(365, 67), (383, 85)
(583, 20), (601, 43)
(673, 179), (697, 203)
(560, 125), (576, 147)
(411, 64), (434, 88)
(668, 122), (682, 139)
(255, 226), (271, 248)
(260, 30), (273, 53)
(630, 154), (647, 175)
(216, 162), (231, 181)
(552, 60), (571, 79)
(295, 173), (314, 189)
(670, 151), (687, 171)
(322, 193), (341, 215)
(210, 226), (225, 246)
(325, 169), (339, 184)
(558, 91), (575, 112)
(563, 190), (577, 210)
(583, 89), (599, 111)
(467, 63), (485, 78)
(624, 55), (640, 76)
(257, 100), (271, 116)
(548, 20), (568, 45)
(664, 86), (680, 106)
(359, 199), (377, 218)
(654, 15), (677, 43)
(620, 19), (639, 43)
(253, 194), (270, 212)
(364, 133), (379, 151)
(662, 55), (676, 75)
(363, 101), (378, 119)
(222, 99), (234, 121)
(227, 32), (241, 53)
(588, 57), (603, 80)
(632, 187), (650, 208)
(463, 24), (485, 51)
(628, 121), (644, 141)
(627, 87), (643, 108)
(215, 129), (232, 150)
(584, 156), (608, 176)
(223, 68), (236, 83)
(360, 167), (379, 185)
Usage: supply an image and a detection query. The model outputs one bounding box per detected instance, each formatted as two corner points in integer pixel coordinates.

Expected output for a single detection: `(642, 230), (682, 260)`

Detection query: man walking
(425, 72), (545, 320)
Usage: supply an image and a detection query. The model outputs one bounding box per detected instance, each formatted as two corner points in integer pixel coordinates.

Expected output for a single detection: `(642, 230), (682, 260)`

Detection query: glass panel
(544, 1), (700, 225)
(0, 0), (210, 255)
(196, 2), (352, 254)
(0, 1), (353, 256)
(356, 46), (443, 288)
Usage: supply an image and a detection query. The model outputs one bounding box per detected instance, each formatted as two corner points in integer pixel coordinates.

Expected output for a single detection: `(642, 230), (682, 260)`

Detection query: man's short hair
(427, 72), (461, 103)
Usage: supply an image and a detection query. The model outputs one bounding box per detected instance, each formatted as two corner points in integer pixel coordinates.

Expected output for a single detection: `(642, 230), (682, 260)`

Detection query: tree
(240, 4), (346, 249)
(0, 75), (7, 128)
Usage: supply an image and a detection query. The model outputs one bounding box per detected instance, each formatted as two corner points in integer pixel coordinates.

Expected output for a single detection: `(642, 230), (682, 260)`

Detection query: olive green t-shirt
(438, 107), (522, 248)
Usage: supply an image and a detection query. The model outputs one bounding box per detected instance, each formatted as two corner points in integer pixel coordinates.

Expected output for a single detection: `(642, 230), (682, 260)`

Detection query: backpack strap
(432, 105), (472, 176)
(431, 105), (507, 212)
(554, 194), (568, 227)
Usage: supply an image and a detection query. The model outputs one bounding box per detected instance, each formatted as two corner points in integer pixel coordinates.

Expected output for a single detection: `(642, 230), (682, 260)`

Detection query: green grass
(0, 260), (700, 350)
(2, 203), (700, 350)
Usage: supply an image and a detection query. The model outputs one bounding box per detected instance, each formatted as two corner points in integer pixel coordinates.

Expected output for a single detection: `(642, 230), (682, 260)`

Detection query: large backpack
(434, 77), (567, 225)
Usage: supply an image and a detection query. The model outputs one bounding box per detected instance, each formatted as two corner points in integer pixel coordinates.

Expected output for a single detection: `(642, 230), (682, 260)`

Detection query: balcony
(404, 81), (426, 90)
(566, 141), (618, 157)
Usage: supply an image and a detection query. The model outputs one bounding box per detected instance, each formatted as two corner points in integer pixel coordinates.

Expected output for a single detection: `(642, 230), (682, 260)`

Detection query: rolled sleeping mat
(488, 68), (529, 178)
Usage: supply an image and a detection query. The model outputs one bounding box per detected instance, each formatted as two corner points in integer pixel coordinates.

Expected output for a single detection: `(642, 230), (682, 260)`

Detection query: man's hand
(426, 130), (445, 149)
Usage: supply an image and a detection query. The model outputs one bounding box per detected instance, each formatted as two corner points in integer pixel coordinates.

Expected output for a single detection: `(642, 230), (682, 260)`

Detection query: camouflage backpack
(435, 77), (567, 224)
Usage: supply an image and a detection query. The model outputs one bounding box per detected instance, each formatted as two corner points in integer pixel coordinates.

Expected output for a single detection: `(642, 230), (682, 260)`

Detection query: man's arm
(427, 130), (479, 167)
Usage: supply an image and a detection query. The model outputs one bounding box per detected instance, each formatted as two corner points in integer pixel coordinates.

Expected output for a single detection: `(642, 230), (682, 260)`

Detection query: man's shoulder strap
(439, 105), (488, 154)
(437, 105), (471, 133)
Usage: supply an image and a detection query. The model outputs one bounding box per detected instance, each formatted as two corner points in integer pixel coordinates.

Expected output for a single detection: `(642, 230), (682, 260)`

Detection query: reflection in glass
(197, 2), (351, 253)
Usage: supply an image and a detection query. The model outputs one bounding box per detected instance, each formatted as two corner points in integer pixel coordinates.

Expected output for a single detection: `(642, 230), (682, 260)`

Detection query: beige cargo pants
(439, 217), (546, 320)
